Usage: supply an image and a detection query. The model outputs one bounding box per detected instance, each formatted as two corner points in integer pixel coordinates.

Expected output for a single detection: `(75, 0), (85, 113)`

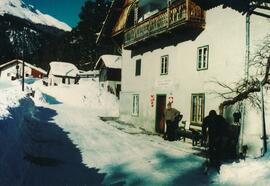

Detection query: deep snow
(0, 78), (270, 185)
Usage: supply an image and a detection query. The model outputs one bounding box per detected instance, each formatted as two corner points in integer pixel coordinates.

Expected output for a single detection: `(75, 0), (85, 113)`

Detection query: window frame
(190, 93), (205, 125)
(132, 94), (139, 116)
(160, 55), (169, 75)
(197, 45), (209, 71)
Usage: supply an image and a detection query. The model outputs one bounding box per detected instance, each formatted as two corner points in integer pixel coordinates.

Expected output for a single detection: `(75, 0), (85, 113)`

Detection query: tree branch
(219, 55), (270, 113)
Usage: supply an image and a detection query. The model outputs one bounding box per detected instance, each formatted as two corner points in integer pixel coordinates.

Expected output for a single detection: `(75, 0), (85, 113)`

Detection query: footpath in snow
(0, 78), (270, 185)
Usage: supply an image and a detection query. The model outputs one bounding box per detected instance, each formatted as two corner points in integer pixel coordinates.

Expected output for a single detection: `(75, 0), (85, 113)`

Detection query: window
(161, 55), (169, 75)
(197, 45), (209, 70)
(191, 94), (205, 124)
(135, 59), (141, 76)
(132, 94), (139, 116)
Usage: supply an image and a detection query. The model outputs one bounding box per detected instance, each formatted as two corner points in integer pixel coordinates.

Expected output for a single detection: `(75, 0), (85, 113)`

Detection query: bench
(176, 121), (203, 146)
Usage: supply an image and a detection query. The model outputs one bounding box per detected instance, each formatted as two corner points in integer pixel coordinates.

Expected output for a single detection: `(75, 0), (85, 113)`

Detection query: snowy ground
(0, 78), (270, 186)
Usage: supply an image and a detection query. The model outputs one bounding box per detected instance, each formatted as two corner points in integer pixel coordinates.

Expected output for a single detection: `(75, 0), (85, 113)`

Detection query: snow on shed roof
(78, 70), (99, 75)
(0, 59), (46, 74)
(49, 61), (79, 77)
(95, 55), (122, 70)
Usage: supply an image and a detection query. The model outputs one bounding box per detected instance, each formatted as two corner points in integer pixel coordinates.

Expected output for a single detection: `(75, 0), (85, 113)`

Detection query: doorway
(155, 95), (166, 133)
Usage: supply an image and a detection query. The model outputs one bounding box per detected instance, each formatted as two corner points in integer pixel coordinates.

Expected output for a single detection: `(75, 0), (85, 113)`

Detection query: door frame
(155, 94), (167, 133)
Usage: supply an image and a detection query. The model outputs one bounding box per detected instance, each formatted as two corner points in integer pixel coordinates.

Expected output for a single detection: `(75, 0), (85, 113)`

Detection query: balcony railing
(124, 0), (205, 48)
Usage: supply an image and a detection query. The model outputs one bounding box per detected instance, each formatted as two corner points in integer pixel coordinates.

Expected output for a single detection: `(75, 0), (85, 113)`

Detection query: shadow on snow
(0, 104), (106, 186)
(102, 151), (214, 186)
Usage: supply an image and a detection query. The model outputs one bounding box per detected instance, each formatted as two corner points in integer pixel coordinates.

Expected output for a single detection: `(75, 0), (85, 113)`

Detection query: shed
(95, 55), (122, 98)
(48, 61), (79, 86)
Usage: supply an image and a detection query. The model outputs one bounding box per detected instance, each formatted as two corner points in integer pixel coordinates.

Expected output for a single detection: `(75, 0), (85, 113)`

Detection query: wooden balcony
(124, 0), (205, 49)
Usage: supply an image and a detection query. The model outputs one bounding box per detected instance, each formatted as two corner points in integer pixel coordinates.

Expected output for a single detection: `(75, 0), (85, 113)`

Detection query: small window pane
(197, 46), (208, 70)
(161, 55), (169, 75)
(191, 94), (205, 124)
(132, 94), (139, 116)
(135, 59), (141, 76)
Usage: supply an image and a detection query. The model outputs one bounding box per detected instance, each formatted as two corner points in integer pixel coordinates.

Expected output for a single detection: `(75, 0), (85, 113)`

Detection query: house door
(155, 95), (166, 133)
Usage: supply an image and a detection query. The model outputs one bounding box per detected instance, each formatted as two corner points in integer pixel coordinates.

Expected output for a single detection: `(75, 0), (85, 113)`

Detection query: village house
(47, 61), (79, 86)
(98, 0), (270, 157)
(95, 55), (122, 98)
(0, 59), (46, 80)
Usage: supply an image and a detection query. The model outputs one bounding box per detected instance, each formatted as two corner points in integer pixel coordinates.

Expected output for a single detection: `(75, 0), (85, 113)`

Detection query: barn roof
(49, 61), (79, 77)
(95, 55), (122, 70)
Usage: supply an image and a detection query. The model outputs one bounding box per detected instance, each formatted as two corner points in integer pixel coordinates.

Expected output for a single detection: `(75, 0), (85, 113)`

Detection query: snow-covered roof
(49, 61), (79, 77)
(0, 59), (47, 74)
(0, 0), (71, 31)
(78, 70), (99, 75)
(95, 55), (122, 70)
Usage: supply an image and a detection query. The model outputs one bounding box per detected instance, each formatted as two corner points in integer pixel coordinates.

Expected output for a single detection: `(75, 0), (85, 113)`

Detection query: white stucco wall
(119, 6), (270, 156)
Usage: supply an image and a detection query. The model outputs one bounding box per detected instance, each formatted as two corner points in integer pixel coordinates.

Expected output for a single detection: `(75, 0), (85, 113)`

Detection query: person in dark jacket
(164, 102), (181, 141)
(202, 110), (229, 169)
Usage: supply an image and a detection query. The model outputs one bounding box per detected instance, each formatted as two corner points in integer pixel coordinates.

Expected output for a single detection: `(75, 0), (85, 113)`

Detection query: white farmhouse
(48, 61), (79, 86)
(0, 59), (46, 80)
(95, 55), (122, 98)
(98, 0), (270, 157)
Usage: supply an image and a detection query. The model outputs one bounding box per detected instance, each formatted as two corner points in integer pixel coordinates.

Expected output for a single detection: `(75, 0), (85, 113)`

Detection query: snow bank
(33, 79), (119, 117)
(0, 81), (36, 185)
(219, 152), (270, 186)
(0, 81), (27, 118)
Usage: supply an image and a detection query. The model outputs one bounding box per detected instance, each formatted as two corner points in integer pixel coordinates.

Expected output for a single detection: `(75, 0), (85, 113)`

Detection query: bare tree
(217, 34), (270, 114)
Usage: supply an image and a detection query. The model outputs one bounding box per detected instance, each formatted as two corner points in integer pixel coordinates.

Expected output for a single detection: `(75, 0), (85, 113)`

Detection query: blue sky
(24, 0), (86, 28)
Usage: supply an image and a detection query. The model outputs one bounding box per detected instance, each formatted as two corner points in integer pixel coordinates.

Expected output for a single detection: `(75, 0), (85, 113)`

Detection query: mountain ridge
(0, 0), (71, 31)
(0, 0), (71, 65)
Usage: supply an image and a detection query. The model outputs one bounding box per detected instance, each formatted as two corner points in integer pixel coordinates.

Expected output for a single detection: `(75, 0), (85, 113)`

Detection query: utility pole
(22, 59), (25, 91)
(21, 51), (25, 92)
(239, 13), (251, 155)
(260, 81), (267, 155)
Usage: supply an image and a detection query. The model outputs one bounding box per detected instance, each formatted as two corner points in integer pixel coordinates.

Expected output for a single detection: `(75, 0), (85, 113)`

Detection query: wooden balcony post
(167, 0), (171, 28)
(186, 0), (190, 21)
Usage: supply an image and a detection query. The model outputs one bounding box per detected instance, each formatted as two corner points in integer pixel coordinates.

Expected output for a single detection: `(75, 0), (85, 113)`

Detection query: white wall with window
(119, 4), (270, 156)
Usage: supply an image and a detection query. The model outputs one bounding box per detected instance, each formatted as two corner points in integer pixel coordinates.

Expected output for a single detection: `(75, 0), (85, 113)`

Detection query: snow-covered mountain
(0, 0), (72, 65)
(0, 0), (71, 31)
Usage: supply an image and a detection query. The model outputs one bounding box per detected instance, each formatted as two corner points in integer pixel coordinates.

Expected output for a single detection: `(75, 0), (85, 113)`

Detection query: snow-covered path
(2, 79), (270, 185)
(40, 104), (215, 186)
(28, 80), (218, 185)
(0, 79), (220, 185)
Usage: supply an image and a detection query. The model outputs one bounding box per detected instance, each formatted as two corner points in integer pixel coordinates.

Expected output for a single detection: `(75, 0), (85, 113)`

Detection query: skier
(164, 102), (181, 141)
(202, 110), (229, 172)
